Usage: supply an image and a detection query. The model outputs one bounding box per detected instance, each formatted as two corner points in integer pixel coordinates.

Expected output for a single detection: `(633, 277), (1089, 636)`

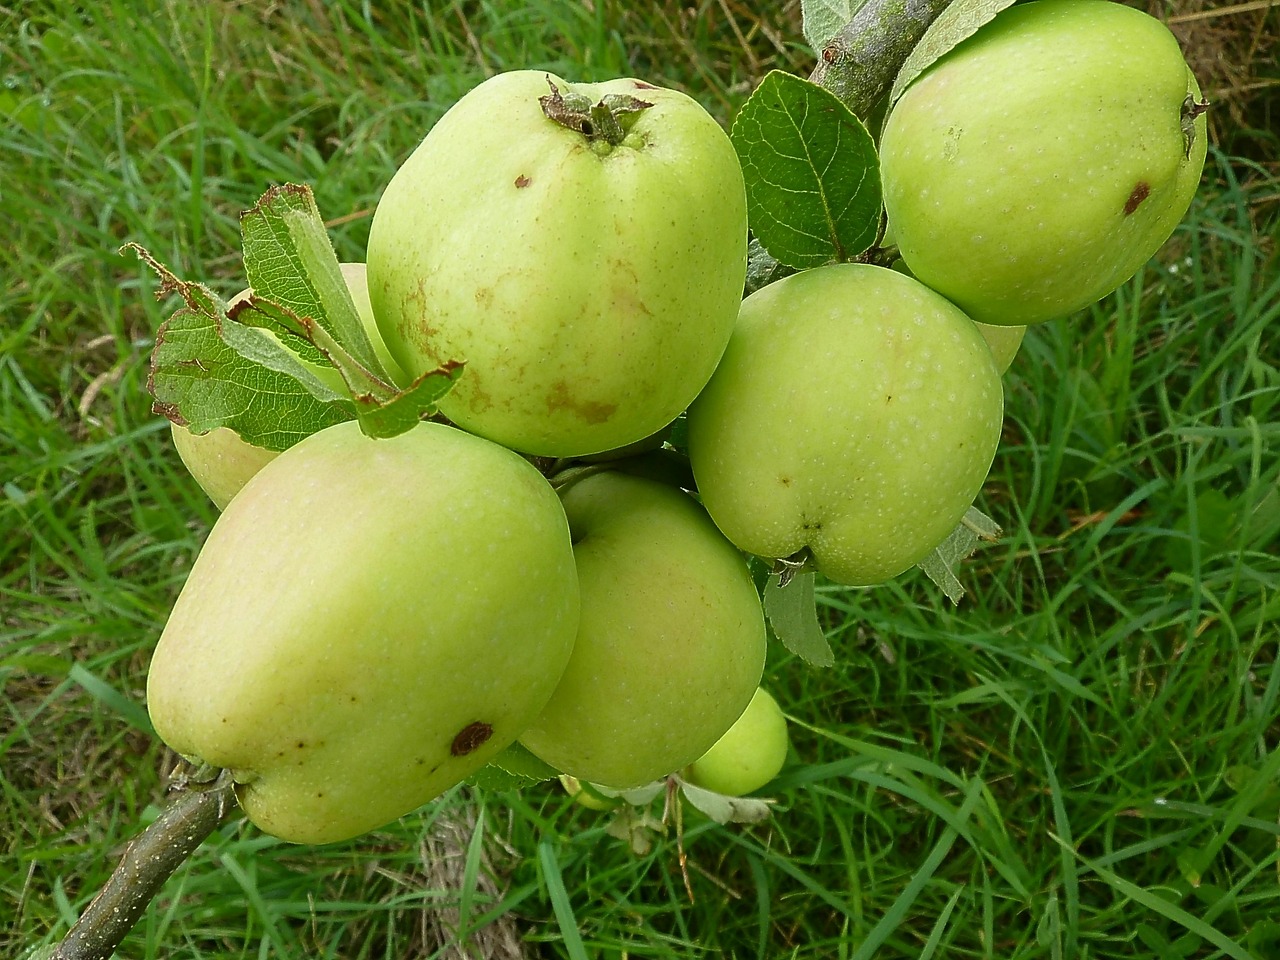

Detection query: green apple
(684, 687), (788, 797)
(518, 471), (766, 789)
(686, 263), (1004, 586)
(170, 424), (281, 511)
(976, 321), (1026, 374)
(147, 420), (580, 844)
(366, 70), (747, 457)
(170, 263), (409, 509)
(880, 0), (1207, 326)
(559, 775), (621, 811)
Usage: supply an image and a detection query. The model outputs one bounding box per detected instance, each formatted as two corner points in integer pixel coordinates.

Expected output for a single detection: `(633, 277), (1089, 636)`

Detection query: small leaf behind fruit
(917, 505), (1003, 605)
(466, 765), (536, 792)
(801, 0), (870, 54)
(489, 741), (560, 782)
(763, 571), (834, 668)
(889, 0), (1016, 108)
(731, 70), (880, 270)
(240, 184), (387, 379)
(744, 237), (798, 294)
(680, 781), (774, 824)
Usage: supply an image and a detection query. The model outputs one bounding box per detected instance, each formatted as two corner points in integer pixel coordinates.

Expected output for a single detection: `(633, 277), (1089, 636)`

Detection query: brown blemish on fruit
(515, 174), (531, 188)
(546, 380), (617, 424)
(1124, 182), (1150, 216)
(475, 286), (494, 308)
(634, 81), (658, 90)
(779, 476), (792, 487)
(451, 722), (493, 756)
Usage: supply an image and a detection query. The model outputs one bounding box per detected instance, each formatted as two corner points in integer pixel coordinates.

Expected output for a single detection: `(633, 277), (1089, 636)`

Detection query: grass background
(2, 0), (1278, 957)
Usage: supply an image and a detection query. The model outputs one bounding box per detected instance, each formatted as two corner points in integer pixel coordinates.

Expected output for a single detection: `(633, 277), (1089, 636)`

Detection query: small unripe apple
(171, 263), (406, 509)
(976, 322), (1026, 374)
(684, 687), (788, 797)
(170, 424), (280, 511)
(880, 0), (1207, 326)
(367, 70), (748, 457)
(147, 420), (580, 844)
(518, 471), (766, 789)
(559, 775), (621, 811)
(687, 263), (1003, 586)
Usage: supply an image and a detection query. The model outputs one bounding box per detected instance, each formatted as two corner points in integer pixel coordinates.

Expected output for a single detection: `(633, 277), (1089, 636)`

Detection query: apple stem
(51, 767), (238, 960)
(539, 79), (652, 148)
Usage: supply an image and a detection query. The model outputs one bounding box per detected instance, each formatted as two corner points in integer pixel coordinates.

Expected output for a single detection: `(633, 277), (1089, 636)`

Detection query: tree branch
(52, 767), (238, 960)
(810, 0), (952, 119)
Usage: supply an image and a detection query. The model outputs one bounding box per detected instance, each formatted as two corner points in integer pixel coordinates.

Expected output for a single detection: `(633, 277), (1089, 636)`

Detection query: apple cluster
(150, 1), (1204, 846)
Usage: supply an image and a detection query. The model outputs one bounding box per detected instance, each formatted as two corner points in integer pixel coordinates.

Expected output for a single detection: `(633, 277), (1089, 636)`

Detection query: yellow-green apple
(559, 775), (621, 811)
(880, 0), (1207, 326)
(518, 471), (765, 788)
(687, 263), (1004, 586)
(976, 322), (1026, 374)
(366, 70), (747, 457)
(147, 420), (580, 844)
(169, 425), (280, 511)
(684, 686), (788, 796)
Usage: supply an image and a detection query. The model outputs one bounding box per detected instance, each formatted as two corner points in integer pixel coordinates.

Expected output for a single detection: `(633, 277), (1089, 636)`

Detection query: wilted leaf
(680, 781), (774, 824)
(240, 184), (387, 379)
(126, 243), (354, 451)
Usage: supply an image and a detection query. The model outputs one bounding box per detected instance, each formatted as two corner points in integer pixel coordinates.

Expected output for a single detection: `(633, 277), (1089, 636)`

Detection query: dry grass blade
(1143, 0), (1280, 159)
(419, 802), (530, 960)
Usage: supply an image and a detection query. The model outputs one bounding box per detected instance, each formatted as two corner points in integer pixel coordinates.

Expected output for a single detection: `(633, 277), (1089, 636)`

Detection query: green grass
(3, 1), (1278, 958)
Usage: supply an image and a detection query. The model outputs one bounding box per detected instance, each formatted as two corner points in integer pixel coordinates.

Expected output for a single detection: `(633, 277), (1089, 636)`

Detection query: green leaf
(216, 300), (351, 404)
(240, 184), (386, 379)
(351, 360), (466, 439)
(731, 70), (881, 270)
(127, 243), (355, 451)
(680, 781), (774, 824)
(763, 571), (834, 668)
(489, 741), (560, 782)
(889, 0), (1017, 107)
(466, 764), (536, 792)
(744, 237), (798, 294)
(801, 0), (870, 54)
(917, 506), (1002, 605)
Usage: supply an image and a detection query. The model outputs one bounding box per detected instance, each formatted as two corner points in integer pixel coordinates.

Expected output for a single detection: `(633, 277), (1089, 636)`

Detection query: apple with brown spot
(880, 0), (1207, 326)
